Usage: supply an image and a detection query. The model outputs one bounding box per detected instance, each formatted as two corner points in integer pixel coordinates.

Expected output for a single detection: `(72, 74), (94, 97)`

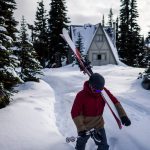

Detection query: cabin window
(96, 34), (103, 42)
(92, 53), (97, 60)
(92, 53), (106, 61)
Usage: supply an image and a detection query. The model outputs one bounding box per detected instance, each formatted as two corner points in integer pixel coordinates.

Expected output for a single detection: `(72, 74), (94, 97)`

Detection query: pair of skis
(60, 28), (122, 130)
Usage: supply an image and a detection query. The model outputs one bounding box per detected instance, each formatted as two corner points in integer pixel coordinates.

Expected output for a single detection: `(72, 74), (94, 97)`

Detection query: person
(71, 73), (131, 150)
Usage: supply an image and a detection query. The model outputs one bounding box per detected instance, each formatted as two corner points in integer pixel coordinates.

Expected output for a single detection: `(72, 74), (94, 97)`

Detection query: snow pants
(75, 128), (109, 150)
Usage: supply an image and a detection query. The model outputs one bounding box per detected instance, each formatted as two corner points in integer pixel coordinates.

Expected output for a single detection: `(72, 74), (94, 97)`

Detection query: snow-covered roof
(103, 29), (123, 65)
(70, 24), (97, 55)
(70, 23), (122, 65)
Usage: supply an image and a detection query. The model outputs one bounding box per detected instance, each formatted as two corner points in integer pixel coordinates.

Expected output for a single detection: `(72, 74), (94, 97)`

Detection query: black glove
(121, 116), (131, 126)
(78, 130), (89, 138)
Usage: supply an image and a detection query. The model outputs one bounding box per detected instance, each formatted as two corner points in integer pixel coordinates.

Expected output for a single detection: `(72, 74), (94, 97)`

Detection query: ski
(61, 28), (122, 129)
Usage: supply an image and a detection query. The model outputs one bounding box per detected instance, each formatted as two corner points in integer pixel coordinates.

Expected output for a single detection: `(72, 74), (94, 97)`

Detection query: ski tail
(101, 93), (122, 129)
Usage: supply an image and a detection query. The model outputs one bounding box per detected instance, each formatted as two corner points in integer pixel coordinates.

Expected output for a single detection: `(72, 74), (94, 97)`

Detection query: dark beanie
(89, 73), (105, 89)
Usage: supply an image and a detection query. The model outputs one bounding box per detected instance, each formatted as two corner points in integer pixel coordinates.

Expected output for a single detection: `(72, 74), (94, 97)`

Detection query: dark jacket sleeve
(71, 93), (86, 132)
(104, 87), (127, 118)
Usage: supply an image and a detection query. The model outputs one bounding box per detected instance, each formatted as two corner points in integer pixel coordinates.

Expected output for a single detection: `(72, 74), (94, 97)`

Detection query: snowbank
(1, 64), (150, 150)
(0, 80), (72, 150)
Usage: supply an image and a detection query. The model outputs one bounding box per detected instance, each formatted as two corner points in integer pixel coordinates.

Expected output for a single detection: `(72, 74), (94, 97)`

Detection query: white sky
(14, 0), (150, 37)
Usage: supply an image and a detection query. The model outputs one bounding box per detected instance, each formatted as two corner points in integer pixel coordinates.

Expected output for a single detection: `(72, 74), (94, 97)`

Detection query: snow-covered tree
(0, 82), (9, 109)
(19, 16), (42, 82)
(116, 17), (119, 49)
(102, 14), (105, 27)
(48, 0), (70, 67)
(76, 33), (84, 56)
(118, 0), (142, 66)
(141, 62), (150, 90)
(118, 0), (130, 63)
(108, 8), (113, 27)
(0, 15), (21, 108)
(0, 0), (18, 41)
(34, 0), (48, 67)
(145, 32), (150, 48)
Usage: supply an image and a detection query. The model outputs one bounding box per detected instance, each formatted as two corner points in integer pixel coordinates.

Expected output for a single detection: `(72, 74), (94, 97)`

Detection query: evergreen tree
(116, 17), (119, 48)
(48, 0), (70, 67)
(118, 0), (130, 63)
(75, 33), (84, 56)
(0, 15), (20, 108)
(108, 8), (113, 27)
(129, 0), (142, 67)
(140, 32), (150, 90)
(102, 14), (105, 27)
(0, 82), (9, 109)
(34, 0), (48, 67)
(145, 32), (150, 47)
(118, 0), (142, 66)
(19, 16), (42, 82)
(143, 32), (150, 67)
(0, 0), (18, 40)
(141, 63), (150, 90)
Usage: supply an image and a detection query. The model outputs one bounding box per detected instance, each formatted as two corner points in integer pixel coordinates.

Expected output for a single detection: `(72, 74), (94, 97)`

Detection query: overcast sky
(14, 0), (150, 37)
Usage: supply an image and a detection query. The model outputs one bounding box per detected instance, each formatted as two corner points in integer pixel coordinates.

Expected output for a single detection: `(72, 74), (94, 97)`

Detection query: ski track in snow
(42, 65), (150, 150)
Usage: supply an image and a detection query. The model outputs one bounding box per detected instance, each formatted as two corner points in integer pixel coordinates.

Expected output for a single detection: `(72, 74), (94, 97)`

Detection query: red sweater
(71, 81), (119, 119)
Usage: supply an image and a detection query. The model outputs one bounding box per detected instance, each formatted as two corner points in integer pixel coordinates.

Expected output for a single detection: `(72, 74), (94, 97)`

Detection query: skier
(71, 73), (131, 150)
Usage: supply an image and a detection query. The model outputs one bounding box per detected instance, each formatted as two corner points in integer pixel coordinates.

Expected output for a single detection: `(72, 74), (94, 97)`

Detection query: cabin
(68, 23), (121, 66)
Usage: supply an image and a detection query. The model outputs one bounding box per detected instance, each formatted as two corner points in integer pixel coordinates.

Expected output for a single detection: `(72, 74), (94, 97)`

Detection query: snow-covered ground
(0, 64), (150, 150)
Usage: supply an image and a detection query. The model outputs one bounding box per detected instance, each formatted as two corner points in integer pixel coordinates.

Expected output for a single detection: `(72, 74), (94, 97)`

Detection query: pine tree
(140, 32), (150, 90)
(145, 32), (150, 48)
(129, 0), (142, 67)
(48, 0), (70, 67)
(116, 17), (119, 49)
(102, 14), (105, 27)
(0, 15), (20, 108)
(34, 0), (48, 67)
(19, 16), (42, 82)
(108, 8), (113, 27)
(0, 82), (9, 109)
(118, 0), (130, 63)
(76, 33), (84, 56)
(118, 0), (142, 66)
(0, 0), (18, 40)
(143, 32), (150, 67)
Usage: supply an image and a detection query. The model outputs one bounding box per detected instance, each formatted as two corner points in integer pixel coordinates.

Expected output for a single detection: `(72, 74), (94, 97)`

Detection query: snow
(10, 46), (20, 51)
(4, 66), (22, 82)
(25, 40), (33, 46)
(5, 35), (13, 44)
(0, 25), (7, 32)
(0, 44), (7, 50)
(103, 29), (125, 66)
(70, 24), (97, 55)
(0, 64), (150, 150)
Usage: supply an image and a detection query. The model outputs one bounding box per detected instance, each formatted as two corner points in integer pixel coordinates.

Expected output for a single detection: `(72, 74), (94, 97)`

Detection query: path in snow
(42, 65), (150, 150)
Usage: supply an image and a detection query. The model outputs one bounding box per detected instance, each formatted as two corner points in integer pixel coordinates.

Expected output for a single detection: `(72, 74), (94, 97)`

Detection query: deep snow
(0, 64), (150, 150)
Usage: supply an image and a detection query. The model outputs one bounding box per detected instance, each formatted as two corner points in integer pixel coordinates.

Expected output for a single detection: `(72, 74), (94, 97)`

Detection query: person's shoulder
(76, 89), (85, 97)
